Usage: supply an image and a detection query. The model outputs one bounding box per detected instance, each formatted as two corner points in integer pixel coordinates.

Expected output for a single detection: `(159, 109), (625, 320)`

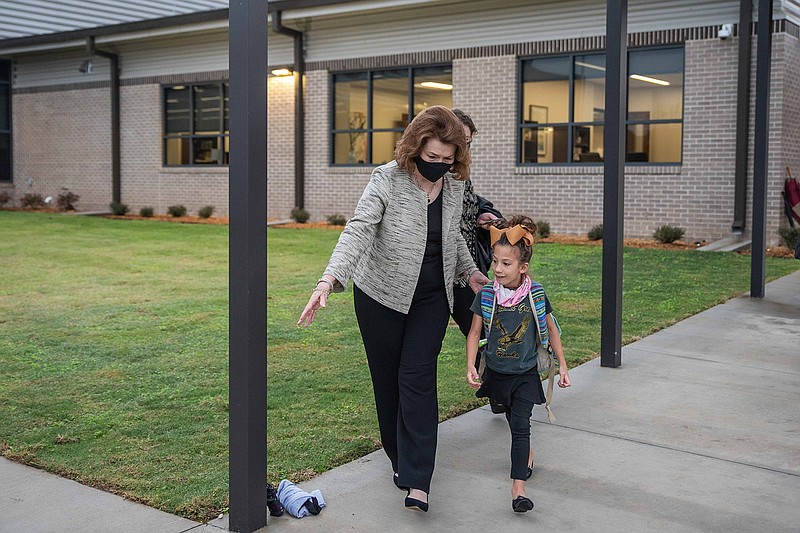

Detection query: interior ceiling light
(575, 61), (605, 72)
(271, 68), (293, 77)
(419, 81), (453, 90)
(629, 74), (670, 86)
(574, 61), (670, 86)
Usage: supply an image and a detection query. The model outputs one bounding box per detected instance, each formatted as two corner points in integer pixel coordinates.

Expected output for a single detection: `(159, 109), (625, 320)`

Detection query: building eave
(0, 8), (229, 52)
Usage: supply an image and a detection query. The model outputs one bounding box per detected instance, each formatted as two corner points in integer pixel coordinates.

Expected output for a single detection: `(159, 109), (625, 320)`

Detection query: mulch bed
(104, 214), (230, 225)
(5, 209), (795, 257)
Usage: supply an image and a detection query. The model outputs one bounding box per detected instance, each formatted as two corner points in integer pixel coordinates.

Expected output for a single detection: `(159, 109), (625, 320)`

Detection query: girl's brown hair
(395, 105), (471, 181)
(491, 215), (539, 263)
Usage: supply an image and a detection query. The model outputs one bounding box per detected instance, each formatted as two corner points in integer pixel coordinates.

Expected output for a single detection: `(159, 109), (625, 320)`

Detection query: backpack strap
(478, 284), (496, 377)
(528, 289), (556, 423)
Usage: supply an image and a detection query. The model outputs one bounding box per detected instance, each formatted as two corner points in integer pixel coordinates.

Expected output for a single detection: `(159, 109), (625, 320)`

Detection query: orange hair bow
(489, 225), (534, 247)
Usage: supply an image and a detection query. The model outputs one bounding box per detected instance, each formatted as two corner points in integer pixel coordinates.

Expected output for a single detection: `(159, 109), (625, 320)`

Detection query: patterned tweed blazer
(324, 160), (476, 314)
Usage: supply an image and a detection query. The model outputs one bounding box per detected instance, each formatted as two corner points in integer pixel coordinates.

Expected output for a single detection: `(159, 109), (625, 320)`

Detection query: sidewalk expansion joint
(533, 420), (800, 478)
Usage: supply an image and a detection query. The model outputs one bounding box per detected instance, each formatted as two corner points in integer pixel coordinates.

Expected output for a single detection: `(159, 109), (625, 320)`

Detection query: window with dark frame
(519, 47), (684, 165)
(331, 65), (453, 165)
(0, 60), (12, 182)
(163, 82), (229, 166)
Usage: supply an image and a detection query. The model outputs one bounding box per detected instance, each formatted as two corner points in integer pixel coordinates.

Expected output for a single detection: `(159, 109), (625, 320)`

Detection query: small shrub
(536, 220), (551, 239)
(167, 204), (187, 217)
(587, 224), (603, 241)
(198, 205), (215, 219)
(777, 226), (800, 250)
(291, 206), (310, 223)
(21, 193), (45, 209)
(0, 191), (11, 207)
(139, 207), (154, 217)
(56, 189), (80, 211)
(109, 201), (129, 216)
(653, 224), (686, 244)
(326, 213), (347, 226)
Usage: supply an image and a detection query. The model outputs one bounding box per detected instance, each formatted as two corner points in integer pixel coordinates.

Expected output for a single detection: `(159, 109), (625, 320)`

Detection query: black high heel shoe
(404, 495), (429, 513)
(512, 495), (534, 513)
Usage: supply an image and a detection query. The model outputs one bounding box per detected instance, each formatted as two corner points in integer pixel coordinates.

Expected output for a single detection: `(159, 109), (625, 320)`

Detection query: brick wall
(266, 75), (295, 219)
(10, 80), (300, 218)
(11, 87), (112, 210)
(778, 33), (800, 232)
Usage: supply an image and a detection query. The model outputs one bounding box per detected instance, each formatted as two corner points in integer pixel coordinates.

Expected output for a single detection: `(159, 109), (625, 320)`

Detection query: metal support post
(229, 1), (268, 531)
(601, 0), (627, 368)
(751, 0), (773, 298)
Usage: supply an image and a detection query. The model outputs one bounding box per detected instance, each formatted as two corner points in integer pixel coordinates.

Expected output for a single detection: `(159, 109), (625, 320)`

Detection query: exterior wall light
(271, 68), (293, 77)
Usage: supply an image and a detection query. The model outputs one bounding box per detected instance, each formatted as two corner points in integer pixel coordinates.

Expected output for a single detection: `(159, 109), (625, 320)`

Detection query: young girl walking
(465, 215), (571, 512)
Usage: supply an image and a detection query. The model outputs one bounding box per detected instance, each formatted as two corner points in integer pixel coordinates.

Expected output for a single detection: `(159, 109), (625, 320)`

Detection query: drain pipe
(732, 0), (752, 234)
(86, 36), (121, 204)
(271, 11), (305, 210)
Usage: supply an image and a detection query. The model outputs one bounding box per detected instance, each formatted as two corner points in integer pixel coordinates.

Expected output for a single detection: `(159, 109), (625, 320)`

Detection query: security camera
(718, 23), (733, 40)
(79, 59), (93, 74)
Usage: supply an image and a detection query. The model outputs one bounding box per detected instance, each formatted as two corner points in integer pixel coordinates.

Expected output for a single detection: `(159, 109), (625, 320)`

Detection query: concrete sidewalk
(2, 270), (798, 532)
(260, 270), (800, 532)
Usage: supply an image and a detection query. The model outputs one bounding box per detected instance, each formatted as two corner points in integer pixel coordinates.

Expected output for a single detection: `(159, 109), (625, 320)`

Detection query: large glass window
(0, 60), (11, 182)
(332, 65), (452, 165)
(163, 82), (229, 166)
(520, 47), (684, 164)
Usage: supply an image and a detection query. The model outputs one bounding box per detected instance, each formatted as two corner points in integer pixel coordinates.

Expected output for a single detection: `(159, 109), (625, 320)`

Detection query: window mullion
(219, 82), (225, 166)
(189, 83), (196, 165)
(568, 54), (575, 162)
(366, 71), (373, 164)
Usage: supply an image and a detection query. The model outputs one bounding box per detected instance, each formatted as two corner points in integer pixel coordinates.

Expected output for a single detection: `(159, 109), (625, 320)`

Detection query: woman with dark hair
(298, 105), (489, 512)
(451, 109), (504, 410)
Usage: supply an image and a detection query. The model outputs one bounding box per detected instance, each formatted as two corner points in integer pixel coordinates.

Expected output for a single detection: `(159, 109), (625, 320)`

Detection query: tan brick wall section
(10, 87), (112, 210)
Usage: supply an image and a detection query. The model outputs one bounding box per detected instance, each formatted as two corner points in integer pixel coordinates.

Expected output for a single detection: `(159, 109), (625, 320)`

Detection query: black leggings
(505, 384), (536, 480)
(353, 284), (450, 494)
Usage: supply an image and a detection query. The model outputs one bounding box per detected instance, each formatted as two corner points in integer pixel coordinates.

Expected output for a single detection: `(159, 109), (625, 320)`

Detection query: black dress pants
(354, 284), (450, 494)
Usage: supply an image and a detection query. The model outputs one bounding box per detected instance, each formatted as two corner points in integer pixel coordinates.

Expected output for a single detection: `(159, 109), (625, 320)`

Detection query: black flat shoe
(303, 496), (322, 515)
(404, 496), (429, 513)
(526, 465), (533, 480)
(512, 496), (534, 513)
(266, 482), (284, 517)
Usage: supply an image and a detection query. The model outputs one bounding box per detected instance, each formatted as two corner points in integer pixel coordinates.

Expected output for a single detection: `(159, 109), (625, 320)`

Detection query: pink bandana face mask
(494, 275), (531, 307)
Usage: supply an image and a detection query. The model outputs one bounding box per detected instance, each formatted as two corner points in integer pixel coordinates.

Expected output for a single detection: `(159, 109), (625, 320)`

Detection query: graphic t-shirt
(470, 291), (552, 375)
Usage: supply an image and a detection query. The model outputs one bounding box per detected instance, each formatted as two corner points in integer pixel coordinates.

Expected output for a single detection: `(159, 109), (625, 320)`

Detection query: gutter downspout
(271, 12), (305, 210)
(86, 36), (121, 205)
(732, 0), (753, 234)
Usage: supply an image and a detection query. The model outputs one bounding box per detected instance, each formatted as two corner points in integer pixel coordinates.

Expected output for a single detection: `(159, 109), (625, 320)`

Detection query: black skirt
(476, 366), (545, 407)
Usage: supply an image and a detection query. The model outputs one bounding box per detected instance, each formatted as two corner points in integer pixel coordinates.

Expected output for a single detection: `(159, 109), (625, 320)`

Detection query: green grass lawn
(1, 211), (798, 520)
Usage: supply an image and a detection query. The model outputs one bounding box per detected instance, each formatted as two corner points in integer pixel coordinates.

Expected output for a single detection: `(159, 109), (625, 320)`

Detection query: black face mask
(414, 155), (451, 182)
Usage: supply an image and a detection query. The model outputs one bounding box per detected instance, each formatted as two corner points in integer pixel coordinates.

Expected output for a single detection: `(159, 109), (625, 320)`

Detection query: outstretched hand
(297, 284), (330, 326)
